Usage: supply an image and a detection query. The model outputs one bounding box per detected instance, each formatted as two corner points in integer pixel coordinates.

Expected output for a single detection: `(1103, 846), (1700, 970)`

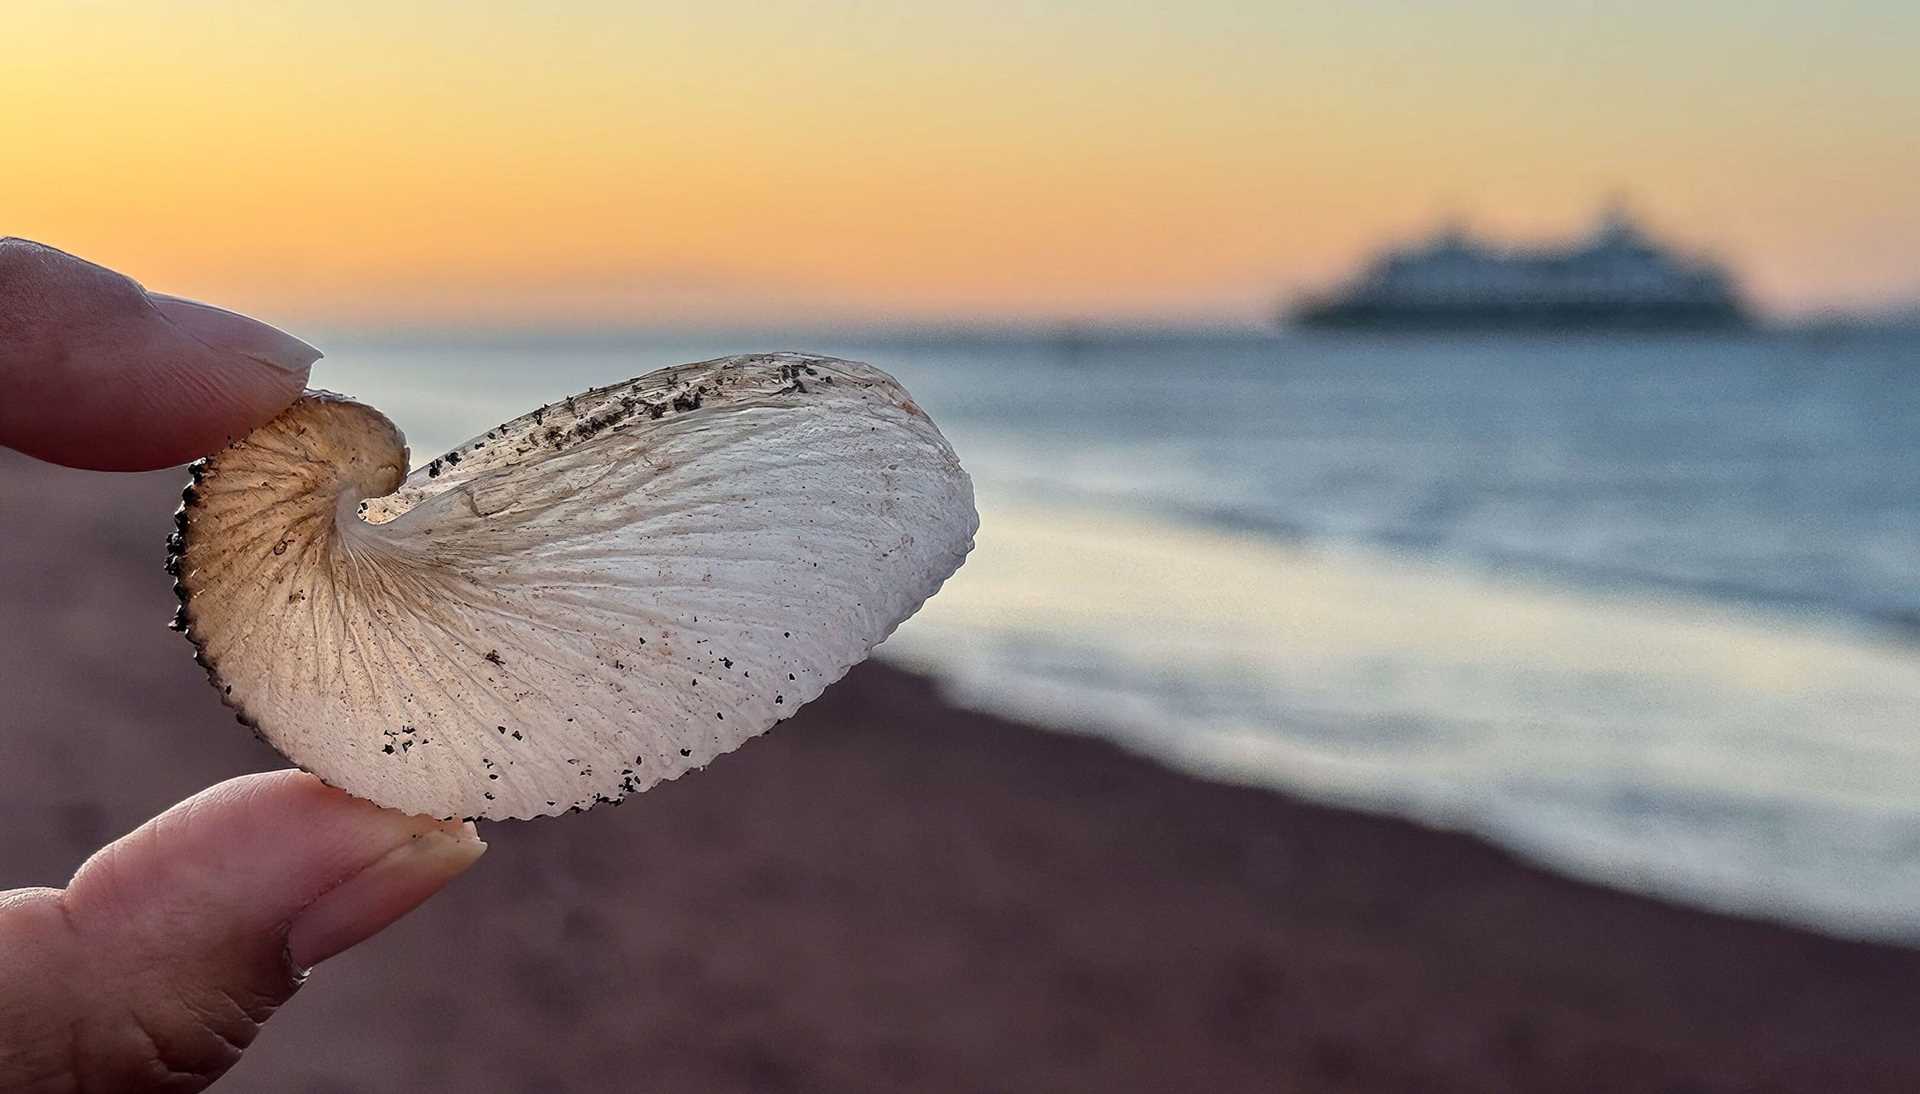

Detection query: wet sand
(5, 449), (1920, 1093)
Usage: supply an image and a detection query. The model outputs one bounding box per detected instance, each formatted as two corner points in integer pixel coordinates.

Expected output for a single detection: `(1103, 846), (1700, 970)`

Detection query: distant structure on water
(1291, 204), (1751, 332)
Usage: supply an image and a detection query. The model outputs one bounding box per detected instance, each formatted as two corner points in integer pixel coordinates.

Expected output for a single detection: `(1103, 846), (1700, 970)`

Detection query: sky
(3, 1), (1915, 327)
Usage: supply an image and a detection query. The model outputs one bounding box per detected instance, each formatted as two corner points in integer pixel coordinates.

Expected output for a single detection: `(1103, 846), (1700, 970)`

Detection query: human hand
(0, 238), (488, 1091)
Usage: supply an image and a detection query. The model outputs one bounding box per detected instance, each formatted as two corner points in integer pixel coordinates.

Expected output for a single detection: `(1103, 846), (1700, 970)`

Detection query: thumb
(0, 238), (319, 471)
(0, 771), (486, 1092)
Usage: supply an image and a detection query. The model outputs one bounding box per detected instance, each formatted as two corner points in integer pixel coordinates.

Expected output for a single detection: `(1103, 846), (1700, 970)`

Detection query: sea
(313, 325), (1920, 942)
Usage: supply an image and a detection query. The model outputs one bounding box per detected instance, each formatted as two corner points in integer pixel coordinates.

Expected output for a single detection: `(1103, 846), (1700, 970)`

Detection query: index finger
(0, 238), (320, 471)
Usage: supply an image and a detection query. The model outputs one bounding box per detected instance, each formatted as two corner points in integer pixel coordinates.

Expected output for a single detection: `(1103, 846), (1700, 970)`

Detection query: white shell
(170, 354), (976, 819)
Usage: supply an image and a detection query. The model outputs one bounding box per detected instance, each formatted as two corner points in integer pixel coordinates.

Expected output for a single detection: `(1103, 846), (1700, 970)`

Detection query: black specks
(383, 743), (395, 755)
(512, 730), (523, 741)
(720, 657), (733, 669)
(498, 725), (507, 734)
(670, 386), (705, 413)
(573, 398), (637, 440)
(427, 458), (442, 478)
(445, 449), (461, 466)
(484, 649), (506, 666)
(612, 660), (625, 670)
(224, 684), (233, 695)
(484, 791), (495, 801)
(788, 673), (796, 680)
(783, 632), (791, 638)
(775, 695), (783, 704)
(532, 406), (546, 425)
(679, 748), (692, 757)
(716, 712), (724, 720)
(776, 363), (821, 394)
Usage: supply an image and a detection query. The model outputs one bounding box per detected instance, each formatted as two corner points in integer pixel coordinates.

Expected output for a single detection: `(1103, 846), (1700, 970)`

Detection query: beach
(7, 451), (1920, 1092)
(10, 2), (1920, 1088)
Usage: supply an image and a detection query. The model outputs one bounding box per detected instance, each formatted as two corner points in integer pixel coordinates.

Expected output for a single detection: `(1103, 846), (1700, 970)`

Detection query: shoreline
(884, 498), (1920, 942)
(6, 451), (1920, 1090)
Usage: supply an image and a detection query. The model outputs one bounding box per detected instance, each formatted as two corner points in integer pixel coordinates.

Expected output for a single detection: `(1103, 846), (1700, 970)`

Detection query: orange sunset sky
(4, 2), (1915, 327)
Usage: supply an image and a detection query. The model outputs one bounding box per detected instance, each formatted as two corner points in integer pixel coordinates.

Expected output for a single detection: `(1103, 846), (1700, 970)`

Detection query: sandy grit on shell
(166, 353), (977, 820)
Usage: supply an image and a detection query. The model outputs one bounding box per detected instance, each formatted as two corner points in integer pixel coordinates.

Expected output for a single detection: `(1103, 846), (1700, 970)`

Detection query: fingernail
(147, 291), (324, 374)
(286, 826), (486, 971)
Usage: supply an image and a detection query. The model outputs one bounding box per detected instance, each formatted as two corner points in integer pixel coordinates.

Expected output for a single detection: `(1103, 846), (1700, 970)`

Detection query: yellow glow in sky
(3, 1), (1915, 325)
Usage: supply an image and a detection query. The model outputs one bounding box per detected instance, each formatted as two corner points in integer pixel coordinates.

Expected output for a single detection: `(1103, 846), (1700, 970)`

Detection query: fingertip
(66, 770), (485, 963)
(0, 239), (318, 470)
(24, 773), (483, 1089)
